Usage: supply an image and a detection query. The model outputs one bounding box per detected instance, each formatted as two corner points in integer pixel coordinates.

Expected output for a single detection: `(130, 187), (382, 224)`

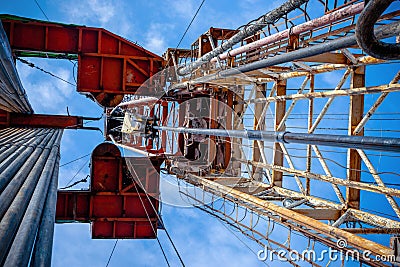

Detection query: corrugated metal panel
(0, 127), (62, 266)
(0, 21), (33, 113)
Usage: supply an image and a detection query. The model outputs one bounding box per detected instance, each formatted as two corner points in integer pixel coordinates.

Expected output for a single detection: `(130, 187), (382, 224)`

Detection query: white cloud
(145, 36), (166, 55)
(66, 0), (115, 26)
(16, 60), (75, 114)
(60, 0), (133, 38)
(237, 0), (286, 25)
(54, 68), (74, 97)
(30, 82), (64, 110)
(319, 70), (349, 89)
(166, 0), (195, 19)
(144, 23), (174, 55)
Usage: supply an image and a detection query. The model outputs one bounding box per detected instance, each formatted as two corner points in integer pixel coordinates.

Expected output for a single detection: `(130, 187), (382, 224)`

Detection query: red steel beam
(9, 113), (83, 129)
(0, 110), (99, 129)
(55, 143), (163, 239)
(1, 15), (164, 107)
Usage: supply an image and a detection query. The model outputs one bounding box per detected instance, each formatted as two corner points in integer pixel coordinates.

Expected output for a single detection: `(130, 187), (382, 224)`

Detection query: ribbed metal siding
(0, 128), (63, 266)
(0, 21), (33, 113)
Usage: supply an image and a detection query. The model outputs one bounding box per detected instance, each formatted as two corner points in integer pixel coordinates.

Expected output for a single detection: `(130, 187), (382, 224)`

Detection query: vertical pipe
(30, 146), (61, 267)
(0, 131), (57, 265)
(0, 130), (54, 218)
(5, 128), (35, 143)
(0, 129), (49, 192)
(0, 128), (36, 154)
(3, 130), (62, 267)
(0, 129), (44, 164)
(0, 127), (15, 136)
(0, 128), (32, 143)
(0, 128), (19, 142)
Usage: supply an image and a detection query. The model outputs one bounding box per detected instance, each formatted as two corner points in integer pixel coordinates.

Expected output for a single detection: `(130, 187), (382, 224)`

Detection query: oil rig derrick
(1, 0), (400, 266)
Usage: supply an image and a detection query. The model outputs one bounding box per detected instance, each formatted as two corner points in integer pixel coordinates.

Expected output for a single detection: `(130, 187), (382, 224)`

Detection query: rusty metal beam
(185, 173), (394, 257)
(346, 66), (365, 210)
(257, 56), (382, 82)
(230, 86), (244, 176)
(348, 208), (400, 229)
(209, 94), (218, 168)
(243, 159), (400, 198)
(3, 113), (99, 130)
(273, 186), (344, 210)
(343, 228), (400, 235)
(224, 90), (233, 169)
(294, 208), (341, 220)
(248, 82), (400, 104)
(272, 80), (286, 187)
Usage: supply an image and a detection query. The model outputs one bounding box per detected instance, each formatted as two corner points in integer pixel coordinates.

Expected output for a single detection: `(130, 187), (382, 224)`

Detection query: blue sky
(2, 0), (400, 266)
